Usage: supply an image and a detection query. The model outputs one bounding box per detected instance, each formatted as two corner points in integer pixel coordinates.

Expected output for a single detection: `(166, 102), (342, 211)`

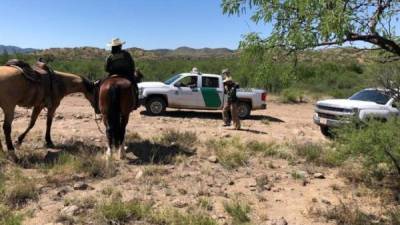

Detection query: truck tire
(145, 97), (166, 116)
(320, 126), (333, 138)
(238, 102), (251, 119)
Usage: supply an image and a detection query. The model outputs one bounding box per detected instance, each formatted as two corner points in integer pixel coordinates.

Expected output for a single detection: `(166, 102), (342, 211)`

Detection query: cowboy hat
(222, 68), (230, 75)
(107, 38), (126, 47)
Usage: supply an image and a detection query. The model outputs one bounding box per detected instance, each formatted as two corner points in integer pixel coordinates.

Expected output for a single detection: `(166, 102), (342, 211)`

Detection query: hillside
(31, 46), (237, 60)
(0, 45), (37, 54)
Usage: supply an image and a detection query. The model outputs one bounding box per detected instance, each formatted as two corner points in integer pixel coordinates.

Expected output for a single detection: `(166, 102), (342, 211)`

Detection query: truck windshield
(349, 90), (391, 105)
(164, 74), (181, 85)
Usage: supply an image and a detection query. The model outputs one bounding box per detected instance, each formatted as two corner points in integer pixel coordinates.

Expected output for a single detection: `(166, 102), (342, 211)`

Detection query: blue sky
(0, 0), (267, 50)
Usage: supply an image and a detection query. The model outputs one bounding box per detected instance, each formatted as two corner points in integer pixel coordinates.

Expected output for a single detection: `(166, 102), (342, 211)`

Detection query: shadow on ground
(140, 110), (284, 122)
(15, 139), (103, 168)
(126, 140), (195, 165)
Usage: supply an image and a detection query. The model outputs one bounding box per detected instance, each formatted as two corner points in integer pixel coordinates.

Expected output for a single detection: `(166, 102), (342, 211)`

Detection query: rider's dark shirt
(105, 50), (135, 80)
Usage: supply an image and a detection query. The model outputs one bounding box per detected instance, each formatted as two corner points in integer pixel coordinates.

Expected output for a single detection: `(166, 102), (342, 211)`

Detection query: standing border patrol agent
(105, 38), (140, 109)
(222, 69), (241, 130)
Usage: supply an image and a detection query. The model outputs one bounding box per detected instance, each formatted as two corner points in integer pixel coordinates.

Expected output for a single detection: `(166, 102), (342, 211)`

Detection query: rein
(94, 112), (105, 135)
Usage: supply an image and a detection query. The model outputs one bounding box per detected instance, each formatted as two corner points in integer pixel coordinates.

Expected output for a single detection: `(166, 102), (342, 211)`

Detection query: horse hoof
(45, 143), (55, 149)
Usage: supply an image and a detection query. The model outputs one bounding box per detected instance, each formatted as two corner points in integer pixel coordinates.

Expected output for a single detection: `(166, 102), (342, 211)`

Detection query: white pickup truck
(138, 72), (267, 118)
(314, 88), (399, 136)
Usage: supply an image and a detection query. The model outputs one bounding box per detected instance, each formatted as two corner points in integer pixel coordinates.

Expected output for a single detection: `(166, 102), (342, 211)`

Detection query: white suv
(314, 88), (399, 136)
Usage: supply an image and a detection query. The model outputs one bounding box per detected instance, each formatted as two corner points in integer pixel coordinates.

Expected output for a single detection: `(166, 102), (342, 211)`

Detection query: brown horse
(0, 66), (96, 155)
(99, 76), (135, 160)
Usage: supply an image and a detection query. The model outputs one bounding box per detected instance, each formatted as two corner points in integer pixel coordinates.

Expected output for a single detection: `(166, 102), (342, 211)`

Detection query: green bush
(279, 88), (305, 103)
(336, 118), (400, 176)
(97, 199), (151, 224)
(206, 138), (249, 169)
(0, 204), (23, 225)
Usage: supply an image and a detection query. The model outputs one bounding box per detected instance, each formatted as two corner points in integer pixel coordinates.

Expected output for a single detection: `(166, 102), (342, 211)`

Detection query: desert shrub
(247, 140), (295, 160)
(197, 198), (213, 211)
(4, 172), (38, 208)
(149, 209), (218, 225)
(44, 152), (116, 182)
(157, 129), (198, 150)
(279, 88), (305, 103)
(206, 138), (249, 169)
(293, 142), (342, 167)
(320, 202), (379, 225)
(97, 197), (217, 225)
(0, 204), (23, 225)
(335, 119), (400, 177)
(97, 199), (151, 224)
(224, 200), (251, 224)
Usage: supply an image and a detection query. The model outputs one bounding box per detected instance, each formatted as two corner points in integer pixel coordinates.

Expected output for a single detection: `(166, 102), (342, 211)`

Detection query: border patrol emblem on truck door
(201, 88), (221, 108)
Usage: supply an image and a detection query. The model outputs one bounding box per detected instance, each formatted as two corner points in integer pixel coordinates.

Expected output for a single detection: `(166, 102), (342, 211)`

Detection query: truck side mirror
(174, 83), (181, 88)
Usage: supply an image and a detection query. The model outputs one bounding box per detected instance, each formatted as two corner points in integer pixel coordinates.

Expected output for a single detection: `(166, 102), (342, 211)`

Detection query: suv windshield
(164, 74), (181, 85)
(349, 90), (391, 105)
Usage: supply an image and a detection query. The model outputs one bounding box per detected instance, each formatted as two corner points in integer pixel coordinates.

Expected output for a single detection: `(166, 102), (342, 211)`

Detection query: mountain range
(0, 45), (37, 54)
(0, 45), (236, 59)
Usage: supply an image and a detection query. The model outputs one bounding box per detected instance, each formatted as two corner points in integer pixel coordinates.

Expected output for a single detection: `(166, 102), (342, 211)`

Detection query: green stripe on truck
(201, 88), (221, 108)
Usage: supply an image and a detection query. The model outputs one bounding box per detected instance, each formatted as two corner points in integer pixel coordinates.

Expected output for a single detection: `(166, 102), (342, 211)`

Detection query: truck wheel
(238, 102), (251, 119)
(320, 126), (333, 138)
(145, 97), (166, 116)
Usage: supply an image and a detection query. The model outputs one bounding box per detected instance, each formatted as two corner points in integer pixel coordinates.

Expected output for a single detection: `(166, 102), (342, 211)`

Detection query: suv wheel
(238, 102), (251, 119)
(145, 97), (166, 115)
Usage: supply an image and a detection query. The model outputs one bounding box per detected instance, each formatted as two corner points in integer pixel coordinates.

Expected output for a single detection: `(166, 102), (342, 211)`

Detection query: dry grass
(3, 171), (38, 208)
(224, 199), (252, 225)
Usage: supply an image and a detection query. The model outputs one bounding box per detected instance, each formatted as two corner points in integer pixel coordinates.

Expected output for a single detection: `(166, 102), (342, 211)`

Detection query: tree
(222, 0), (400, 61)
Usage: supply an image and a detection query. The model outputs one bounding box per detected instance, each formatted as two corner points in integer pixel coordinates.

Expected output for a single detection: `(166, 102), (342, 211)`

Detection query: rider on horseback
(96, 38), (140, 112)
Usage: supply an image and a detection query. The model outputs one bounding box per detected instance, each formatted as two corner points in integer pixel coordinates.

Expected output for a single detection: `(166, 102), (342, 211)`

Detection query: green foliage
(97, 197), (217, 225)
(150, 209), (218, 225)
(206, 138), (249, 169)
(97, 199), (151, 224)
(3, 171), (38, 208)
(320, 202), (379, 225)
(293, 142), (342, 167)
(44, 152), (116, 181)
(224, 200), (251, 225)
(280, 88), (305, 103)
(222, 0), (400, 57)
(157, 129), (198, 150)
(0, 204), (23, 225)
(336, 119), (400, 176)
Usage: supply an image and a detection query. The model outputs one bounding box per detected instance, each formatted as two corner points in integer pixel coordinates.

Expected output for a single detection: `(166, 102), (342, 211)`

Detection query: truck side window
(179, 76), (198, 88)
(202, 77), (219, 88)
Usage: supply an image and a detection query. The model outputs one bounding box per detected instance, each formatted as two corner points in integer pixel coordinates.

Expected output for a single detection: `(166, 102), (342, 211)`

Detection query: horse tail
(107, 85), (121, 147)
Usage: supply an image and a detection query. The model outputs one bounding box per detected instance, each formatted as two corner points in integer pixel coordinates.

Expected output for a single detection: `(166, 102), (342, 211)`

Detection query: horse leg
(118, 115), (129, 160)
(3, 106), (16, 151)
(17, 106), (43, 146)
(45, 105), (58, 148)
(103, 115), (113, 161)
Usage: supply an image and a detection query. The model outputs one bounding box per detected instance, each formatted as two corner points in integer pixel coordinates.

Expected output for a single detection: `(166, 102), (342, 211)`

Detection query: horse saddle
(5, 59), (51, 83)
(5, 59), (55, 107)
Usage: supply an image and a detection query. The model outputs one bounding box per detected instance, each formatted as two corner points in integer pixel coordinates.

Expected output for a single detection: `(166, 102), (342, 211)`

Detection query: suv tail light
(261, 92), (267, 101)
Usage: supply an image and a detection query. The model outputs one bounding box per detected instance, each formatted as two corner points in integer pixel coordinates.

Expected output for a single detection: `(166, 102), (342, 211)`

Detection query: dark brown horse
(99, 76), (135, 160)
(0, 66), (96, 157)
